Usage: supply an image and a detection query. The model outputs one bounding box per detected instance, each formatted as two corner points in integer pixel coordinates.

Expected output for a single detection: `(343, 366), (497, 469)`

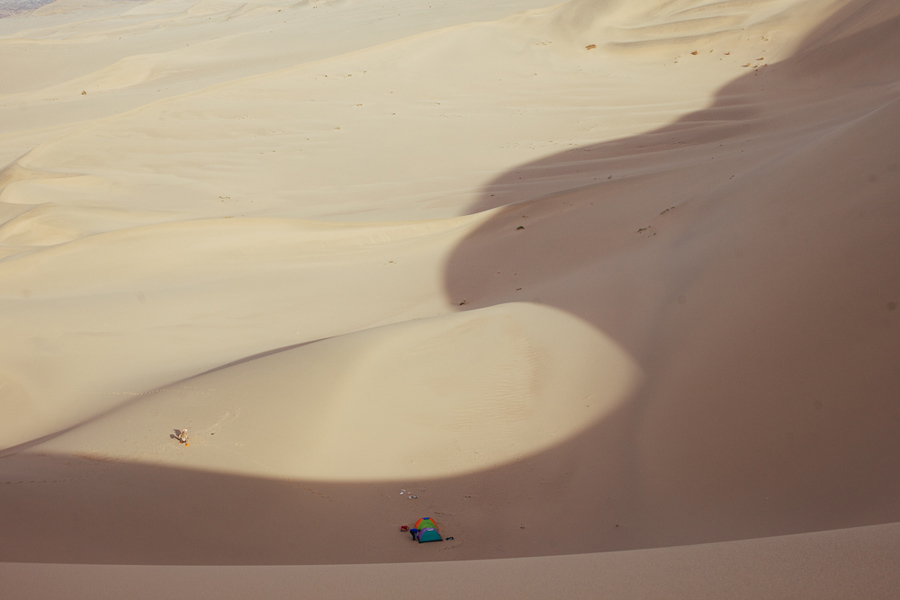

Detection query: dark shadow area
(3, 389), (898, 566)
(441, 0), (900, 555)
(445, 3), (900, 365)
(0, 418), (656, 565)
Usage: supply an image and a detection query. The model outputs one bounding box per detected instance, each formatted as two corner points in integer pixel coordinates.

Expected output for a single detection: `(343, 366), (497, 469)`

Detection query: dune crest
(34, 302), (640, 480)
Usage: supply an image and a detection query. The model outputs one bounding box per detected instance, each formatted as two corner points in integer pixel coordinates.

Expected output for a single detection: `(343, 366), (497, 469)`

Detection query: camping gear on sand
(401, 517), (445, 543)
(416, 527), (442, 542)
(413, 517), (443, 543)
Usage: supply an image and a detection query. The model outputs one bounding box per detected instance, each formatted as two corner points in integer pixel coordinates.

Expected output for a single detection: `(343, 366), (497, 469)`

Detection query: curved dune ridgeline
(445, 0), (900, 548)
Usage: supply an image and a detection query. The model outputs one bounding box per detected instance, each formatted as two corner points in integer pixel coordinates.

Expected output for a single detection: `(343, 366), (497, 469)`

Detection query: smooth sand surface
(2, 0), (899, 596)
(3, 522), (900, 599)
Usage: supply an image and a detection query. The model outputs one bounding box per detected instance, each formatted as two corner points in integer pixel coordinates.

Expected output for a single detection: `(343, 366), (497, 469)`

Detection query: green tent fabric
(417, 527), (442, 543)
(415, 517), (438, 530)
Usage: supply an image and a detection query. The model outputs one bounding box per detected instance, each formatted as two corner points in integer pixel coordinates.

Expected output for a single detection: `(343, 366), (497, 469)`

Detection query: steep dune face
(0, 0), (899, 571)
(447, 0), (900, 547)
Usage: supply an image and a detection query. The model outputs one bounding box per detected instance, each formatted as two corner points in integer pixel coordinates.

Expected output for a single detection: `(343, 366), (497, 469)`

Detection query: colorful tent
(412, 517), (443, 543)
(416, 527), (442, 543)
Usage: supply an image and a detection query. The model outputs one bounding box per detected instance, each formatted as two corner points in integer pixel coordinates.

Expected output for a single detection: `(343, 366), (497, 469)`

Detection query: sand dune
(2, 0), (899, 597)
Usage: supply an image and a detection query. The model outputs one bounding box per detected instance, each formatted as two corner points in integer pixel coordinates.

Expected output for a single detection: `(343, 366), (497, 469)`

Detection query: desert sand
(1, 0), (899, 596)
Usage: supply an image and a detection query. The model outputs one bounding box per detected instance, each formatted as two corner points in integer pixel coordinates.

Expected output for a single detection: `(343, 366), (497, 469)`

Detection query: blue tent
(416, 527), (442, 543)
